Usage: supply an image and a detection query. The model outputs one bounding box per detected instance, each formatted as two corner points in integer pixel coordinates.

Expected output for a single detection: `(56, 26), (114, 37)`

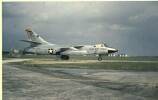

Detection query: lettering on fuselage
(89, 47), (106, 50)
(89, 46), (107, 54)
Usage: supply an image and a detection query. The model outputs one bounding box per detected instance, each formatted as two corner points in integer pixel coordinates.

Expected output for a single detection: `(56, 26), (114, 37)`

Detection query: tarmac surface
(2, 59), (32, 64)
(3, 59), (158, 100)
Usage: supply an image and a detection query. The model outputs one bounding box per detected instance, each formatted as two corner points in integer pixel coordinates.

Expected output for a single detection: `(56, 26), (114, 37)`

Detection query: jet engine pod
(48, 48), (56, 55)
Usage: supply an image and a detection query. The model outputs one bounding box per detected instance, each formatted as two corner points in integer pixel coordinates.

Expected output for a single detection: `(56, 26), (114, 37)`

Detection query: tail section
(24, 28), (49, 44)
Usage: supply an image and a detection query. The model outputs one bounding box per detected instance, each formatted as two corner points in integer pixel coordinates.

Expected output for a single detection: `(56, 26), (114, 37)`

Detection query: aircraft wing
(55, 46), (86, 55)
(73, 46), (84, 49)
(59, 47), (78, 52)
(20, 40), (41, 46)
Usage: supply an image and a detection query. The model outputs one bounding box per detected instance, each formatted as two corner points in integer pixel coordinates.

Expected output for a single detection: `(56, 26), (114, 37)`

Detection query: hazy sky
(3, 2), (158, 56)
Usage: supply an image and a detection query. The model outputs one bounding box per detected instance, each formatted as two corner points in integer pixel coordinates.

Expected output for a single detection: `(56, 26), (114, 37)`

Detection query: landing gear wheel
(60, 55), (70, 60)
(98, 56), (102, 61)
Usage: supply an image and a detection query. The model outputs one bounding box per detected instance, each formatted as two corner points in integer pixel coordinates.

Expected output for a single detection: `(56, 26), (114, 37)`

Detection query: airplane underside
(59, 54), (104, 61)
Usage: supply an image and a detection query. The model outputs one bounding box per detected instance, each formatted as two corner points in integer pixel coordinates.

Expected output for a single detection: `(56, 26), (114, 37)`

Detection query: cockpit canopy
(103, 43), (108, 47)
(95, 43), (108, 48)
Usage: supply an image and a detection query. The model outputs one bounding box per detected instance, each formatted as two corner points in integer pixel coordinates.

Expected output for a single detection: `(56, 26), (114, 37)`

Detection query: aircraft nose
(108, 49), (118, 53)
(115, 49), (118, 52)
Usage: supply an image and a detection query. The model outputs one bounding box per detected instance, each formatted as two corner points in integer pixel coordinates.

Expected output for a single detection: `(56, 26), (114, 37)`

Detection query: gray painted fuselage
(22, 28), (118, 60)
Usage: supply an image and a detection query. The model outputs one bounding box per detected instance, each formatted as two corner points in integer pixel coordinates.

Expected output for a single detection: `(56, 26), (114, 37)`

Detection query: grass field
(3, 54), (158, 60)
(7, 56), (158, 71)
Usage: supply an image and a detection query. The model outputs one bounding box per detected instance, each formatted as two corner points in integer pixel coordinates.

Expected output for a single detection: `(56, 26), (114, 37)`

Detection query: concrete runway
(3, 59), (158, 100)
(2, 59), (32, 64)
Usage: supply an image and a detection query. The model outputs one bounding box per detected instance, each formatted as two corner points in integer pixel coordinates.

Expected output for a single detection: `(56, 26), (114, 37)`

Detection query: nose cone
(108, 48), (118, 53)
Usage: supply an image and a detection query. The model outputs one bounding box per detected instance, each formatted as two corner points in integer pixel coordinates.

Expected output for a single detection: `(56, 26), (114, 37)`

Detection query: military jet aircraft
(22, 28), (118, 61)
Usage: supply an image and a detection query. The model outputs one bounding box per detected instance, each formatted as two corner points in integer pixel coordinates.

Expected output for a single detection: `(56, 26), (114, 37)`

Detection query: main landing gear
(60, 55), (70, 60)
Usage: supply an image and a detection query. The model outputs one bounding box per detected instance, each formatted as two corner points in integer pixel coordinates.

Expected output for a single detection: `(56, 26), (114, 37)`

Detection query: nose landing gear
(98, 55), (102, 61)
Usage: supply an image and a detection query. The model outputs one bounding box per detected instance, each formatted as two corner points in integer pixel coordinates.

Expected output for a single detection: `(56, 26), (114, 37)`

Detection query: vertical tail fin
(25, 28), (49, 44)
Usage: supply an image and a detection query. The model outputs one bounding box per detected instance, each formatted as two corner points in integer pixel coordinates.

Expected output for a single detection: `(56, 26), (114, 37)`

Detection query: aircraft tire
(60, 55), (69, 60)
(98, 56), (102, 61)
